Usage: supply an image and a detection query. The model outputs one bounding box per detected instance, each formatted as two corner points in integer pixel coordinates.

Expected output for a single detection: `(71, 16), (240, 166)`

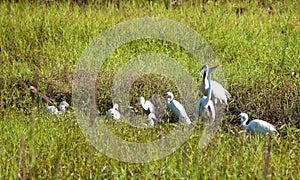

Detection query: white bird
(198, 65), (231, 105)
(140, 96), (155, 114)
(196, 65), (217, 124)
(45, 101), (70, 115)
(163, 92), (192, 125)
(46, 106), (59, 115)
(59, 101), (70, 112)
(106, 103), (121, 120)
(237, 113), (278, 134)
(140, 96), (159, 125)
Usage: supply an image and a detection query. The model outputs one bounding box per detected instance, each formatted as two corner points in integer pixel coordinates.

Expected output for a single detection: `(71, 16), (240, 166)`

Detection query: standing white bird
(198, 65), (231, 105)
(237, 113), (278, 134)
(196, 65), (217, 124)
(140, 96), (159, 126)
(163, 92), (192, 125)
(106, 103), (121, 120)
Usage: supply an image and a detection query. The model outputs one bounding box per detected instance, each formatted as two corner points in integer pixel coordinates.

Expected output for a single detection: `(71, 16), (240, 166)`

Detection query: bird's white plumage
(140, 96), (155, 114)
(198, 65), (231, 105)
(195, 96), (215, 122)
(106, 103), (121, 120)
(163, 92), (192, 125)
(45, 101), (70, 115)
(46, 106), (59, 115)
(147, 112), (158, 127)
(59, 101), (70, 112)
(196, 65), (216, 123)
(237, 113), (278, 134)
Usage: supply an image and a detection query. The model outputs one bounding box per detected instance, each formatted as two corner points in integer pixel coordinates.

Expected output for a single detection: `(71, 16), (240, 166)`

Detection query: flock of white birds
(29, 64), (278, 135)
(105, 64), (278, 135)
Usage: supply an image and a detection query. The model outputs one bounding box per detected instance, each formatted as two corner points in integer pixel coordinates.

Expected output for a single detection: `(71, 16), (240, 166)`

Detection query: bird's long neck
(203, 69), (212, 107)
(241, 117), (248, 128)
(202, 71), (209, 90)
(207, 70), (212, 101)
(168, 95), (174, 103)
(140, 98), (145, 105)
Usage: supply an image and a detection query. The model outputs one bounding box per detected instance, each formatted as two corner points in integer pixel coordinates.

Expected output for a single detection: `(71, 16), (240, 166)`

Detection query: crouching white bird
(59, 101), (70, 112)
(106, 103), (121, 120)
(46, 101), (70, 115)
(196, 65), (217, 124)
(163, 92), (192, 125)
(198, 65), (231, 105)
(46, 106), (59, 115)
(140, 96), (159, 126)
(237, 113), (278, 135)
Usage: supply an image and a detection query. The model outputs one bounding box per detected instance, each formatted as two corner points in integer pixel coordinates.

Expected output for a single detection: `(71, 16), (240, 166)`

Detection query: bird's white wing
(145, 113), (158, 127)
(147, 101), (155, 113)
(112, 109), (121, 120)
(142, 100), (155, 113)
(211, 80), (230, 104)
(46, 106), (58, 115)
(249, 120), (277, 133)
(170, 100), (185, 117)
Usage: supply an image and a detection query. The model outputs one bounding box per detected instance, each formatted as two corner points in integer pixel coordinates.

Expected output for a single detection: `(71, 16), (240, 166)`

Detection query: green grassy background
(0, 0), (299, 179)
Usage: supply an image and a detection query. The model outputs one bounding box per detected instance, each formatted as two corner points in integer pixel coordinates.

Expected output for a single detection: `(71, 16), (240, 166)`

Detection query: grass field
(0, 0), (299, 179)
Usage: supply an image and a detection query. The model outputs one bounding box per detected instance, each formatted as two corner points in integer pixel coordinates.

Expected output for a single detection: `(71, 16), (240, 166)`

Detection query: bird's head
(113, 103), (119, 110)
(197, 64), (220, 82)
(236, 112), (248, 121)
(162, 92), (173, 98)
(197, 65), (208, 82)
(59, 101), (70, 111)
(200, 65), (209, 74)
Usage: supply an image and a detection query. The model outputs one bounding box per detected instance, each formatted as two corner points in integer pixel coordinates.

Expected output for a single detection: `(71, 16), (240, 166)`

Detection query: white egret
(198, 65), (231, 105)
(140, 96), (155, 114)
(59, 101), (70, 112)
(140, 96), (159, 125)
(45, 101), (70, 115)
(163, 92), (192, 125)
(237, 113), (278, 134)
(106, 103), (121, 120)
(196, 65), (217, 123)
(46, 106), (59, 115)
(28, 86), (54, 104)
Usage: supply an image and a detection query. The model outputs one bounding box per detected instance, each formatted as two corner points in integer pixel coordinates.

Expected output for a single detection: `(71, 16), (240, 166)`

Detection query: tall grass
(0, 0), (299, 179)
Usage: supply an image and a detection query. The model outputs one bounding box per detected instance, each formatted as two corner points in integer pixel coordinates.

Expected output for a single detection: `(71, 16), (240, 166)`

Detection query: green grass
(0, 0), (299, 179)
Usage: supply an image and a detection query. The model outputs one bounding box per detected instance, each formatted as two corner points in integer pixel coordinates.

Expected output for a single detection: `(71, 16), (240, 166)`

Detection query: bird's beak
(162, 93), (168, 97)
(209, 65), (220, 72)
(236, 114), (241, 120)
